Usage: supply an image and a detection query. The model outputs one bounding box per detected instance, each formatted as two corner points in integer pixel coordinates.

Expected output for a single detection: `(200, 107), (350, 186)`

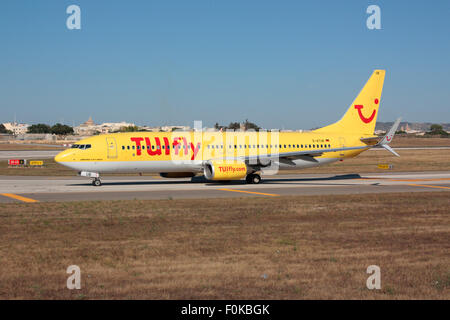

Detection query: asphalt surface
(0, 171), (449, 203)
(0, 150), (61, 160)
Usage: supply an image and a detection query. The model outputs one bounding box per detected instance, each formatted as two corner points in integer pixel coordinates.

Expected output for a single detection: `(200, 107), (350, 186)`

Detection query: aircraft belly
(60, 160), (203, 173)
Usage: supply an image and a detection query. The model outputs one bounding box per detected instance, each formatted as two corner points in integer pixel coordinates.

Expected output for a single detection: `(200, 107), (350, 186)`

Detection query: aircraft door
(338, 137), (346, 156)
(106, 137), (118, 159)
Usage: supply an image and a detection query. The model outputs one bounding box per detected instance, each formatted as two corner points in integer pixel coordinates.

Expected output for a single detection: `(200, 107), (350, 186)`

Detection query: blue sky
(1, 0), (449, 129)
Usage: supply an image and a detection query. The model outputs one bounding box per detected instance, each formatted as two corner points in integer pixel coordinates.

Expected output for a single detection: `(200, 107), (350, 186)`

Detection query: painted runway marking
(407, 184), (450, 190)
(0, 193), (39, 203)
(362, 177), (450, 182)
(217, 188), (279, 197)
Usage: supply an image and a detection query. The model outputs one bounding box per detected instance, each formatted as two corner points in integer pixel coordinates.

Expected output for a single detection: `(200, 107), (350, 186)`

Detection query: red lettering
(130, 137), (144, 156)
(173, 138), (181, 155)
(182, 137), (189, 155)
(163, 137), (170, 155)
(190, 142), (201, 160)
(145, 137), (162, 156)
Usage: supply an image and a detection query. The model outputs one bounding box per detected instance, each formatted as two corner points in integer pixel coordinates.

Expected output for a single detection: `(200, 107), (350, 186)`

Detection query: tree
(428, 124), (448, 136)
(27, 124), (51, 134)
(243, 119), (260, 131)
(119, 125), (139, 132)
(227, 122), (241, 130)
(51, 123), (74, 135)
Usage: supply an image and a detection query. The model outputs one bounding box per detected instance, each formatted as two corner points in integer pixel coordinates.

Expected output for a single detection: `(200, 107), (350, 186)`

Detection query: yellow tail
(315, 70), (385, 135)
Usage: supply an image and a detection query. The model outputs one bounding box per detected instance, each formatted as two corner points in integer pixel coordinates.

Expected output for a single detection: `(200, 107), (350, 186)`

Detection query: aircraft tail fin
(314, 70), (386, 135)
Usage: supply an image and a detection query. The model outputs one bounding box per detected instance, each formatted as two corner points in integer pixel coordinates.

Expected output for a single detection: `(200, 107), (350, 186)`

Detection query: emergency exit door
(106, 137), (118, 159)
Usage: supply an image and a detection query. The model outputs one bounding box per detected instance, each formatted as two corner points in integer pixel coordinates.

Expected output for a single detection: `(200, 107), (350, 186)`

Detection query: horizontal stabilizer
(381, 144), (400, 157)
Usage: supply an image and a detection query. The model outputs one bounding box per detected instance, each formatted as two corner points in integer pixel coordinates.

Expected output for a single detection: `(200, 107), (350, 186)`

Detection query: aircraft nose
(54, 149), (70, 163)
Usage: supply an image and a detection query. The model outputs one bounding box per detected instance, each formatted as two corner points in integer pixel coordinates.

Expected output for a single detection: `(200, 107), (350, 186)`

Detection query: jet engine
(203, 160), (248, 181)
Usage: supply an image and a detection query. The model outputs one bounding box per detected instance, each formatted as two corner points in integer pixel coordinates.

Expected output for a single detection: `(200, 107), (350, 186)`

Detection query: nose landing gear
(78, 171), (101, 186)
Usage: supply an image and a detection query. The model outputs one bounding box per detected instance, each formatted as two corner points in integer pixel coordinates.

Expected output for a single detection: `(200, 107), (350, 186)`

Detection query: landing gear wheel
(251, 174), (261, 184)
(246, 174), (261, 184)
(92, 178), (102, 186)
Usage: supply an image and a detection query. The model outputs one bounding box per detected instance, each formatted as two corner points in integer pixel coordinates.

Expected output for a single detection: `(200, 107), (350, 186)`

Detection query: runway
(0, 150), (60, 160)
(0, 171), (449, 203)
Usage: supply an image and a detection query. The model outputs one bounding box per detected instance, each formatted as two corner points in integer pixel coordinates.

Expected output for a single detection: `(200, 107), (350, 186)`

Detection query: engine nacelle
(203, 160), (248, 180)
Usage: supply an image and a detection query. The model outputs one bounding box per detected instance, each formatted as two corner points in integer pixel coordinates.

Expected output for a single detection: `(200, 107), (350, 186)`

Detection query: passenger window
(132, 146), (135, 149)
(127, 146), (130, 150)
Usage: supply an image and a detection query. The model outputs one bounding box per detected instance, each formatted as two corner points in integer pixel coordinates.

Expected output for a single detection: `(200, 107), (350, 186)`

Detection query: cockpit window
(72, 144), (91, 150)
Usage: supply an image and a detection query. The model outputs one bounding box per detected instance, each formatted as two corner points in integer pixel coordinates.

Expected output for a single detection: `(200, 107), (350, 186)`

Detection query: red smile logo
(354, 99), (378, 124)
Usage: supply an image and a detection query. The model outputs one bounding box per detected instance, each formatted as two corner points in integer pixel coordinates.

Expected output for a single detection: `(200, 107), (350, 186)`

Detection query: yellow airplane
(55, 70), (401, 186)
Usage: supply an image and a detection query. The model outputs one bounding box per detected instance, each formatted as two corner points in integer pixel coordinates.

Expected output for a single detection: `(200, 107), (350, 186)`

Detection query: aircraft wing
(238, 145), (371, 165)
(374, 117), (402, 157)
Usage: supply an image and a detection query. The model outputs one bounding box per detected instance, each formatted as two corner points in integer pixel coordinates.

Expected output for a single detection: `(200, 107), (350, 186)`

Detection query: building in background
(2, 122), (30, 135)
(74, 117), (136, 135)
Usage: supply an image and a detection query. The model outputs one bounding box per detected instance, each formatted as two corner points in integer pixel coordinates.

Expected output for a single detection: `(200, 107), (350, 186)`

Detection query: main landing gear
(92, 178), (102, 187)
(246, 173), (261, 184)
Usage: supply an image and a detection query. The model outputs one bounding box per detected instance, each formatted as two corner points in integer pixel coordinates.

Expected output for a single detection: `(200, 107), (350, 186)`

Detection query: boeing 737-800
(55, 70), (401, 186)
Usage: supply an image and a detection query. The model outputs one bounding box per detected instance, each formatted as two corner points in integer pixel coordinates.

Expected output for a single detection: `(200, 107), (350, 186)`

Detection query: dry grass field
(0, 192), (448, 299)
(289, 148), (450, 174)
(389, 136), (450, 147)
